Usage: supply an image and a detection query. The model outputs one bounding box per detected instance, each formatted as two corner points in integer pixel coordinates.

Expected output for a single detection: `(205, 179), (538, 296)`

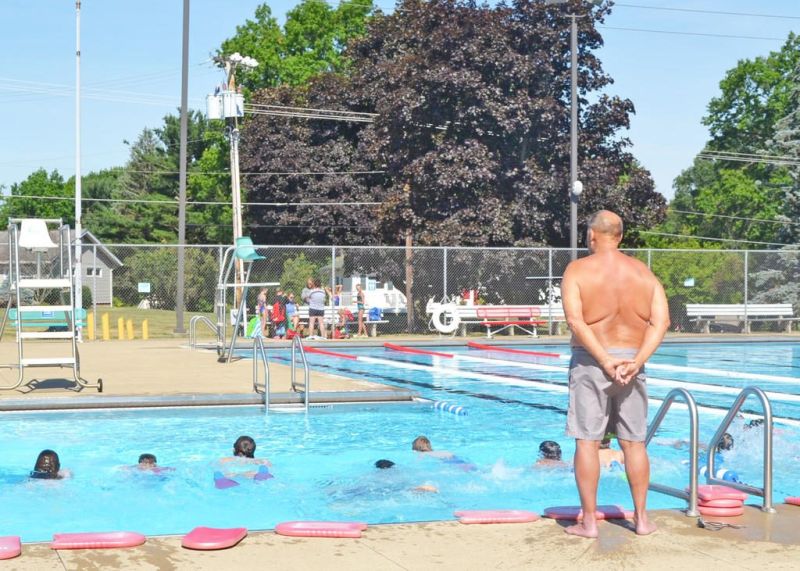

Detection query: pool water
(1, 341), (799, 542)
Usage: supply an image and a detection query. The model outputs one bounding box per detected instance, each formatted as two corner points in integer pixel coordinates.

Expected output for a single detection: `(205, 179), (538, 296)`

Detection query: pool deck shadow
(4, 505), (800, 570)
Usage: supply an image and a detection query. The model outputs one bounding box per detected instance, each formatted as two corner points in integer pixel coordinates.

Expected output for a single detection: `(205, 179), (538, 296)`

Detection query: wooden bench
(685, 303), (798, 333)
(476, 306), (546, 338)
(290, 306), (388, 337)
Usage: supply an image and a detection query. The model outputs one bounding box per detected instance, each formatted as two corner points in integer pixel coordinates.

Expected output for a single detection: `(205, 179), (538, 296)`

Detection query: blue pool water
(1, 341), (799, 542)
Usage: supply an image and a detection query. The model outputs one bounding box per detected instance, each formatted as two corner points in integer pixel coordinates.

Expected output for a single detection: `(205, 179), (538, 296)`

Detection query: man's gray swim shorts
(566, 347), (648, 442)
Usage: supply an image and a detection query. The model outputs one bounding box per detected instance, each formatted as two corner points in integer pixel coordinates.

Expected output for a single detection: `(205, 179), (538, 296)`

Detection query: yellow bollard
(142, 319), (149, 340)
(101, 313), (110, 341)
(117, 317), (125, 341)
(87, 312), (95, 341)
(126, 319), (134, 340)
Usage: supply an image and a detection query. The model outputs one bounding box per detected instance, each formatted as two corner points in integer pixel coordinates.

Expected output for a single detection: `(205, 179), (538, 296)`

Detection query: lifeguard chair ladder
(0, 219), (101, 392)
(216, 237), (278, 362)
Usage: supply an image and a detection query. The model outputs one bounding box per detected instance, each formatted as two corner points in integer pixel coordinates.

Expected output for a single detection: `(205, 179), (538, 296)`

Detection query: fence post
(647, 248), (652, 269)
(743, 250), (749, 333)
(443, 247), (448, 300)
(330, 246), (336, 312)
(92, 244), (98, 325)
(548, 248), (554, 335)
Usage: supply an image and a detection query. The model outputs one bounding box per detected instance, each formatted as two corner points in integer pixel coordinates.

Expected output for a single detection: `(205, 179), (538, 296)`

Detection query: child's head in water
(31, 450), (61, 479)
(717, 432), (734, 451)
(233, 435), (256, 458)
(538, 440), (562, 461)
(375, 459), (395, 469)
(412, 436), (432, 452)
(138, 453), (157, 469)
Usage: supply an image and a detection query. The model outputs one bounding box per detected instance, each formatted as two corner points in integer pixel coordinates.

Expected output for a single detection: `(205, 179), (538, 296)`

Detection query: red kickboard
(455, 510), (539, 524)
(697, 505), (745, 518)
(693, 485), (748, 502)
(182, 527), (247, 550)
(543, 505), (633, 521)
(0, 536), (21, 560)
(51, 531), (146, 550)
(785, 497), (800, 506)
(275, 521), (367, 538)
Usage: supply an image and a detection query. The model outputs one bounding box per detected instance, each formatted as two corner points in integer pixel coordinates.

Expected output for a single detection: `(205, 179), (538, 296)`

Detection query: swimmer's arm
(561, 265), (629, 377)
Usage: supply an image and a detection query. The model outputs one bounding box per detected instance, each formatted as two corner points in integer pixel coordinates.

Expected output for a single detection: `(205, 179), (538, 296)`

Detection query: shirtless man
(561, 210), (669, 539)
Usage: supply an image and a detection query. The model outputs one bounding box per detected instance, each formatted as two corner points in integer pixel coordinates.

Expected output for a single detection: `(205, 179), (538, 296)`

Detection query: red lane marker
(304, 347), (358, 360)
(467, 341), (561, 358)
(384, 343), (454, 358)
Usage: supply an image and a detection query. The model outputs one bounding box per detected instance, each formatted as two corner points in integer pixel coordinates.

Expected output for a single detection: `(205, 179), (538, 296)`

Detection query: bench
(289, 306), (388, 337)
(476, 306), (546, 338)
(427, 303), (565, 337)
(685, 303), (798, 333)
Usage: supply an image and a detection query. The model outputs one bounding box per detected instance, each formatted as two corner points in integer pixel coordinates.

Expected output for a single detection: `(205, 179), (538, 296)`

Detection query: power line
(640, 230), (796, 248)
(697, 152), (800, 167)
(0, 194), (382, 207)
(121, 170), (385, 176)
(598, 25), (786, 41)
(614, 3), (800, 21)
(668, 208), (800, 227)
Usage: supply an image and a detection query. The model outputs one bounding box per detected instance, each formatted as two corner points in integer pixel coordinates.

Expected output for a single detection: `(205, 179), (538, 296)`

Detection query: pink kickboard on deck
(182, 527), (247, 550)
(0, 536), (21, 560)
(51, 531), (146, 550)
(543, 505), (633, 521)
(275, 521), (367, 538)
(693, 485), (748, 502)
(785, 497), (800, 506)
(454, 510), (539, 524)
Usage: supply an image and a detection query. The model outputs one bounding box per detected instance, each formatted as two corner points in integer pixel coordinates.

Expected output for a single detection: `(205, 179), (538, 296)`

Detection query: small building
(78, 230), (123, 305)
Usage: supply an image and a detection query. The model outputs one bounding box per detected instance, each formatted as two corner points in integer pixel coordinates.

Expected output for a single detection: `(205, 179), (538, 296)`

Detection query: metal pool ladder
(252, 334), (271, 412)
(645, 388), (700, 517)
(290, 335), (310, 412)
(706, 386), (775, 513)
(188, 315), (218, 350)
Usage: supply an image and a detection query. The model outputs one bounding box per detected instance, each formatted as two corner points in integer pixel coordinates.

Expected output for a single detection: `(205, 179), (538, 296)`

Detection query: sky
(0, 0), (798, 200)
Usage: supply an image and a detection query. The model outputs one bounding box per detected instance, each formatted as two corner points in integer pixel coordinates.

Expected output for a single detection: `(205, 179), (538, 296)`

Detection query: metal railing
(706, 386), (775, 513)
(290, 334), (310, 412)
(645, 388), (700, 517)
(252, 335), (271, 413)
(188, 315), (218, 350)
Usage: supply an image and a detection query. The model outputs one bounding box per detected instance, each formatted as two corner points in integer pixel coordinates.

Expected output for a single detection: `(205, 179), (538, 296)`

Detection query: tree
(0, 169), (73, 223)
(652, 33), (800, 248)
(218, 0), (375, 92)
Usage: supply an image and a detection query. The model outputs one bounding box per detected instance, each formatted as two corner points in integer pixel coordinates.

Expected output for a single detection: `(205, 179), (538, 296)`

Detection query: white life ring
(432, 303), (461, 334)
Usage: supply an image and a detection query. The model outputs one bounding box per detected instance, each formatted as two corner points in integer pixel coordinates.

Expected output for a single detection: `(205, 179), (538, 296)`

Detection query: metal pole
(548, 248), (553, 335)
(569, 14), (579, 261)
(74, 0), (83, 339)
(743, 250), (749, 333)
(442, 247), (448, 299)
(175, 0), (190, 334)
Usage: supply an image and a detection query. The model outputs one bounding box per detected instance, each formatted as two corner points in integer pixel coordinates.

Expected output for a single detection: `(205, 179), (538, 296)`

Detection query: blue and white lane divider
(352, 355), (800, 427)
(433, 401), (467, 415)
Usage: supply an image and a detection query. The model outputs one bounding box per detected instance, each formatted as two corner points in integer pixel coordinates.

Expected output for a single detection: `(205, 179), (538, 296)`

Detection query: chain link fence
(73, 243), (800, 337)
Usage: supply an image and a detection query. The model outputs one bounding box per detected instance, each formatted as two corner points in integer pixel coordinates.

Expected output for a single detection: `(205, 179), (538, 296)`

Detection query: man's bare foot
(634, 517), (657, 536)
(565, 522), (598, 539)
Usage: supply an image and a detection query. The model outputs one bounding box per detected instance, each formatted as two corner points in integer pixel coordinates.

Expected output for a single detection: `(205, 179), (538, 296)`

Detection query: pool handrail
(291, 335), (310, 412)
(644, 387), (699, 517)
(189, 315), (218, 350)
(252, 334), (270, 412)
(706, 386), (775, 513)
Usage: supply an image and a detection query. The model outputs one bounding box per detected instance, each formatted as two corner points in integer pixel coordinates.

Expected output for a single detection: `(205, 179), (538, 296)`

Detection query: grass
(84, 307), (216, 339)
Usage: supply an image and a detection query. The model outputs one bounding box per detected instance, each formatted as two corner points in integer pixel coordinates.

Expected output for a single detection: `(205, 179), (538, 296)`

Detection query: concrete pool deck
(0, 335), (798, 568)
(4, 504), (800, 570)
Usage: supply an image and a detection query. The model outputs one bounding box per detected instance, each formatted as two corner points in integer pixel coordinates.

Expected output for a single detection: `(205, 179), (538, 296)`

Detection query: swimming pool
(1, 341), (798, 542)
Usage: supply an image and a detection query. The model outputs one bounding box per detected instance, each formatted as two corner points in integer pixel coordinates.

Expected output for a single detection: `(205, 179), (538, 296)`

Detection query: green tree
(0, 169), (73, 223)
(218, 0), (375, 92)
(653, 33), (800, 248)
(280, 253), (322, 296)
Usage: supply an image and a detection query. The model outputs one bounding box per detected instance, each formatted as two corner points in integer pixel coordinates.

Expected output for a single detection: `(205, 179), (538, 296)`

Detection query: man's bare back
(566, 250), (655, 350)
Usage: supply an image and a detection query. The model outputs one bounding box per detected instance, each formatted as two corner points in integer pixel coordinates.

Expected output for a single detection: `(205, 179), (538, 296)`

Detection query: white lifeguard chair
(0, 218), (102, 392)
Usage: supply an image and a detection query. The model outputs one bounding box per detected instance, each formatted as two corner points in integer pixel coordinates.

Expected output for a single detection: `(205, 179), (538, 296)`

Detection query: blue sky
(0, 0), (797, 199)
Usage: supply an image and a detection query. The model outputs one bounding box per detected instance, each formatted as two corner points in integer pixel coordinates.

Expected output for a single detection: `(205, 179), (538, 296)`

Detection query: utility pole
(569, 14), (579, 260)
(74, 0), (83, 339)
(175, 0), (190, 334)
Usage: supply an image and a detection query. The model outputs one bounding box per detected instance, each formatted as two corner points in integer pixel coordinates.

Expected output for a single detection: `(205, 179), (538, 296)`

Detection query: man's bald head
(587, 210), (623, 238)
